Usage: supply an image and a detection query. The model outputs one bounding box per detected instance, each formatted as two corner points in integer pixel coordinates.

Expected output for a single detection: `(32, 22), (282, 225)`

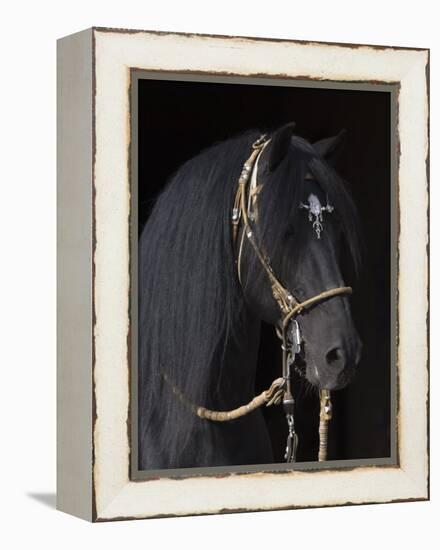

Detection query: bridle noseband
(231, 135), (352, 462)
(162, 134), (353, 464)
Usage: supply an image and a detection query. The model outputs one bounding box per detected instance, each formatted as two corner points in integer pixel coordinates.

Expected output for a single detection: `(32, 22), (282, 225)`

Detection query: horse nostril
(326, 347), (344, 366)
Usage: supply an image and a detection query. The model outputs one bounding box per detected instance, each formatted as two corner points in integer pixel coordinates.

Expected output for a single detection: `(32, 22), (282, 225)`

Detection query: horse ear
(313, 129), (347, 162)
(266, 122), (296, 171)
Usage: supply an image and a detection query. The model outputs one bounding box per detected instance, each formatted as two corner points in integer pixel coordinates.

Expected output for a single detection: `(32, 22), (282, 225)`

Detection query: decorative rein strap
(163, 372), (285, 422)
(318, 389), (332, 462)
(162, 135), (351, 464)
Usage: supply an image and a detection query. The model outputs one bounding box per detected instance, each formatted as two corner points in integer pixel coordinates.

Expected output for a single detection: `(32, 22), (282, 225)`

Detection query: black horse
(138, 122), (362, 470)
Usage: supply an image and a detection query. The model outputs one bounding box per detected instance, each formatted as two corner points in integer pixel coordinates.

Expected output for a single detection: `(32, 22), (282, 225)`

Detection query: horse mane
(138, 129), (361, 468)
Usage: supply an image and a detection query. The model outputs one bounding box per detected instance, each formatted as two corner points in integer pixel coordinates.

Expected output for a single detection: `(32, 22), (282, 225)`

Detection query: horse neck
(213, 308), (261, 407)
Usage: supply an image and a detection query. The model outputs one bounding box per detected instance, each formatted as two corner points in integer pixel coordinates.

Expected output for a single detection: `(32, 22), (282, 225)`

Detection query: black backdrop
(137, 77), (391, 462)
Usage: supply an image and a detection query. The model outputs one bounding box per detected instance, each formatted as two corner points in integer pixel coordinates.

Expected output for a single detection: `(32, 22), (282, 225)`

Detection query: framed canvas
(57, 27), (429, 522)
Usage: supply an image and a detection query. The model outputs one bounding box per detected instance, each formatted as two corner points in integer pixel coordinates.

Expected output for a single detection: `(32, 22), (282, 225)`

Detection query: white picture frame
(57, 27), (429, 522)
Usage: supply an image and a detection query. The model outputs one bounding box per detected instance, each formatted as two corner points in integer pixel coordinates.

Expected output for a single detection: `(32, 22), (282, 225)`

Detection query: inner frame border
(129, 70), (399, 482)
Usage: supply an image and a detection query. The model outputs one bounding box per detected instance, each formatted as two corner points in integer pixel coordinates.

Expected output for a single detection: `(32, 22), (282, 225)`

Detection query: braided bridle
(163, 135), (352, 463)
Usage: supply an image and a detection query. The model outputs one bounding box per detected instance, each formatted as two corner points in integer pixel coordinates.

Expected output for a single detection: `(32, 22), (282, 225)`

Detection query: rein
(163, 134), (352, 463)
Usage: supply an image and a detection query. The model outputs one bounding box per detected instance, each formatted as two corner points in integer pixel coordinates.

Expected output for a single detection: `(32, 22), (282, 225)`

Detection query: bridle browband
(162, 134), (353, 463)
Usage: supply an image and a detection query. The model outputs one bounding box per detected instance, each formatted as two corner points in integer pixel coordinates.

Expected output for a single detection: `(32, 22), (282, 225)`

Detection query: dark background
(137, 76), (392, 462)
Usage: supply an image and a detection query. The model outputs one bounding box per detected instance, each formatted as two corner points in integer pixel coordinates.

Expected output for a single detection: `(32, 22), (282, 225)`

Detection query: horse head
(237, 123), (362, 391)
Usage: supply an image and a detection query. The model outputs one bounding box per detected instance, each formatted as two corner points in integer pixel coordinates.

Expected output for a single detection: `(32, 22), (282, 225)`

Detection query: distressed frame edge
(426, 48), (431, 503)
(93, 29), (429, 521)
(95, 470), (428, 522)
(92, 25), (429, 52)
(56, 27), (94, 522)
